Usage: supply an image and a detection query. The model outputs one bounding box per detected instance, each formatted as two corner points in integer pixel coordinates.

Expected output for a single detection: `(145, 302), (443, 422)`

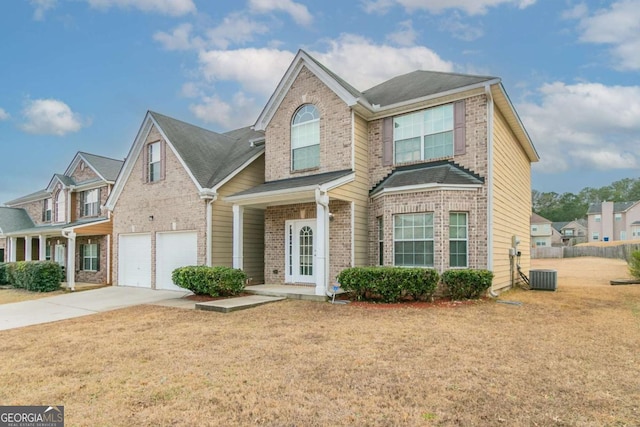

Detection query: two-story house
(552, 219), (587, 246)
(587, 201), (640, 242)
(104, 111), (265, 290)
(531, 213), (560, 247)
(0, 152), (123, 289)
(226, 50), (539, 296)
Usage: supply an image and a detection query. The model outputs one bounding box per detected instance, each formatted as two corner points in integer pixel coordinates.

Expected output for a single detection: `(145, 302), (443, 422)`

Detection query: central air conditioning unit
(529, 269), (557, 291)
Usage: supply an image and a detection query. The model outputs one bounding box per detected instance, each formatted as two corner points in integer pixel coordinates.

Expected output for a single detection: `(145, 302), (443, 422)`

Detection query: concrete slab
(245, 285), (327, 302)
(0, 286), (191, 331)
(196, 295), (286, 313)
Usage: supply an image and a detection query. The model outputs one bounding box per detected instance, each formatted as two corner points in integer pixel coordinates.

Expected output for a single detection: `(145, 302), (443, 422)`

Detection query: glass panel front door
(285, 220), (315, 283)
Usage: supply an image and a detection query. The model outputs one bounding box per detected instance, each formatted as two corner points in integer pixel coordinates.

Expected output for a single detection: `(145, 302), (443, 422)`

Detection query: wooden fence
(532, 244), (640, 261)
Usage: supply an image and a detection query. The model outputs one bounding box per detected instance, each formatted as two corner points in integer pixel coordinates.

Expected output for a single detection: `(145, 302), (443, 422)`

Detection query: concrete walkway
(0, 287), (191, 331)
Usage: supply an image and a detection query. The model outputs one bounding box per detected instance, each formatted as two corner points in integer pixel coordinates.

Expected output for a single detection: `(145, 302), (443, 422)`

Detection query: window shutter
(96, 244), (100, 271)
(160, 141), (166, 181)
(79, 244), (85, 271)
(454, 100), (466, 155)
(42, 200), (46, 222)
(97, 188), (102, 216)
(382, 117), (393, 166)
(79, 191), (85, 216)
(142, 144), (149, 182)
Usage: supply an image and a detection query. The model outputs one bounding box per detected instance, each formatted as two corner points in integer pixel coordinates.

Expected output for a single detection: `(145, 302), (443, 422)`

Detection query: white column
(39, 235), (47, 261)
(25, 237), (32, 261)
(206, 199), (214, 266)
(232, 205), (244, 270)
(9, 237), (17, 262)
(315, 190), (330, 296)
(66, 232), (76, 291)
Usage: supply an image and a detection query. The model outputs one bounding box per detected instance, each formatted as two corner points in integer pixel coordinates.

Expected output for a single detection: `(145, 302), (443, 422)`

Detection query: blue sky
(1, 0), (639, 204)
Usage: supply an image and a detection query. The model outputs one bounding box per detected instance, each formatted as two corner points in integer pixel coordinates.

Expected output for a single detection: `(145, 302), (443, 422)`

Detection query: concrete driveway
(0, 287), (191, 331)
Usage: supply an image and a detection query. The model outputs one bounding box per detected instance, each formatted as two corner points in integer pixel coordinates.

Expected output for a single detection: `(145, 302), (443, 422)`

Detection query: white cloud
(569, 0), (640, 70)
(0, 108), (9, 121)
(386, 20), (418, 46)
(153, 23), (204, 51)
(439, 12), (484, 41)
(190, 92), (261, 129)
(20, 99), (86, 136)
(30, 0), (57, 20)
(85, 0), (196, 16)
(206, 12), (271, 49)
(519, 82), (640, 172)
(248, 0), (313, 25)
(363, 0), (536, 15)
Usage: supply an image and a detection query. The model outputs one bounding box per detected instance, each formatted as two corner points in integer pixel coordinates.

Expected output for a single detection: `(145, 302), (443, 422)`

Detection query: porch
(244, 284), (329, 302)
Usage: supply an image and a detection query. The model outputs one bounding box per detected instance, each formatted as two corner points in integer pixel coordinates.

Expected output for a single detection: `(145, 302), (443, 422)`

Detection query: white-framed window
(393, 213), (434, 267)
(291, 104), (320, 171)
(564, 229), (574, 236)
(148, 141), (161, 182)
(43, 198), (52, 222)
(45, 244), (51, 261)
(55, 190), (66, 223)
(394, 103), (453, 164)
(449, 212), (468, 268)
(615, 213), (622, 221)
(83, 189), (99, 217)
(535, 241), (547, 247)
(377, 216), (384, 266)
(592, 232), (599, 241)
(532, 225), (538, 232)
(594, 215), (601, 222)
(81, 243), (99, 271)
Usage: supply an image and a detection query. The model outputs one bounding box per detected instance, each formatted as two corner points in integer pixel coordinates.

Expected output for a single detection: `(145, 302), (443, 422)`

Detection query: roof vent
(529, 269), (557, 291)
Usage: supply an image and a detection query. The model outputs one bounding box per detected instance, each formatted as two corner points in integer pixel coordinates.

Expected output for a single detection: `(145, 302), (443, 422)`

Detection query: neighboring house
(531, 213), (560, 247)
(0, 152), (124, 288)
(587, 201), (640, 242)
(104, 111), (265, 290)
(225, 50), (539, 295)
(552, 219), (587, 246)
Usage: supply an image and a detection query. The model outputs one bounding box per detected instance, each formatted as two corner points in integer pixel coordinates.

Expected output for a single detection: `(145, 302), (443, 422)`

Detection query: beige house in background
(0, 152), (123, 289)
(104, 111), (265, 290)
(531, 213), (561, 247)
(226, 50), (539, 295)
(587, 201), (640, 242)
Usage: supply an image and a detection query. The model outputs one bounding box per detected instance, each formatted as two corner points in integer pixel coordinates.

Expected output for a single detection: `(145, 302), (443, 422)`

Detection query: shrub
(442, 269), (494, 300)
(629, 250), (640, 279)
(0, 263), (9, 285)
(6, 261), (64, 292)
(337, 267), (440, 303)
(172, 265), (246, 297)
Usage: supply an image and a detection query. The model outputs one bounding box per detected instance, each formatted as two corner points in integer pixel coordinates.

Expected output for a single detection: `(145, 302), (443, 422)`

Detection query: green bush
(171, 265), (247, 297)
(7, 261), (64, 292)
(629, 250), (640, 279)
(337, 267), (440, 303)
(0, 263), (9, 285)
(442, 269), (494, 300)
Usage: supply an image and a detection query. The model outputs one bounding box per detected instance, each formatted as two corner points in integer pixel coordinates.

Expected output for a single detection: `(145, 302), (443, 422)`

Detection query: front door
(285, 220), (315, 283)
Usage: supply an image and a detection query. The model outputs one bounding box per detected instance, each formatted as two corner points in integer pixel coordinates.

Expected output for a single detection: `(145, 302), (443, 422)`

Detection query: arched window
(55, 190), (66, 223)
(291, 104), (320, 170)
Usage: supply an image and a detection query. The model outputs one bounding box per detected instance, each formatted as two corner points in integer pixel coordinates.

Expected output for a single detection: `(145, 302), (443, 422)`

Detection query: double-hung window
(394, 104), (454, 163)
(43, 198), (52, 222)
(148, 142), (161, 182)
(81, 244), (99, 271)
(291, 104), (320, 170)
(449, 212), (468, 268)
(55, 190), (66, 223)
(83, 189), (99, 217)
(393, 213), (434, 267)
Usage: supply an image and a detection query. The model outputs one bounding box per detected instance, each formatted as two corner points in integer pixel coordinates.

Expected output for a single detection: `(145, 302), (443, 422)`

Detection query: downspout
(315, 187), (331, 297)
(200, 192), (218, 267)
(485, 84), (497, 297)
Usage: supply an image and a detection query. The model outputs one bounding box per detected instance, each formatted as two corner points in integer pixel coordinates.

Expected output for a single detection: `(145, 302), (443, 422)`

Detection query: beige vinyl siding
(212, 154), (265, 284)
(328, 113), (369, 268)
(491, 106), (532, 291)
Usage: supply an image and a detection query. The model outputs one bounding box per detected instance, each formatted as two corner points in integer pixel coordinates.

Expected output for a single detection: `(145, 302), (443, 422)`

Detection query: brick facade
(112, 125), (206, 287)
(265, 66), (352, 182)
(75, 235), (108, 284)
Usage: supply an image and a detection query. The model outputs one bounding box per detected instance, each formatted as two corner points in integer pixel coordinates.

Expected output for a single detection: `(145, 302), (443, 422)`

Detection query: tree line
(533, 177), (640, 222)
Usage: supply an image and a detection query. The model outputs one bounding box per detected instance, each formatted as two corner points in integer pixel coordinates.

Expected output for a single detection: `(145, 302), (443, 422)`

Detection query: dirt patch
(0, 257), (638, 426)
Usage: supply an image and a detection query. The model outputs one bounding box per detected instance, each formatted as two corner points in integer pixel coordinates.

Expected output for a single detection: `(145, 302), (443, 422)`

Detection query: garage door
(156, 231), (197, 291)
(118, 234), (151, 288)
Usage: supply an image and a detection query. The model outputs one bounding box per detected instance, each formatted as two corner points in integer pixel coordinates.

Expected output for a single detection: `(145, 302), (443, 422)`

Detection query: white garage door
(118, 234), (151, 288)
(156, 231), (198, 291)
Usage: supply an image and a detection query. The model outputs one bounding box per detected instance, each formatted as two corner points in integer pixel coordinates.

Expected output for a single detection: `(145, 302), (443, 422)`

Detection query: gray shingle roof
(362, 70), (497, 108)
(370, 162), (484, 196)
(552, 221), (570, 232)
(52, 174), (76, 187)
(587, 201), (638, 214)
(79, 152), (124, 182)
(150, 112), (264, 189)
(0, 207), (35, 234)
(230, 169), (353, 198)
(4, 189), (50, 206)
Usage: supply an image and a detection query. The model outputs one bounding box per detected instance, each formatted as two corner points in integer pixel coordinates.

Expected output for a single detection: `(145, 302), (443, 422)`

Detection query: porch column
(315, 189), (330, 296)
(232, 205), (244, 270)
(9, 237), (17, 262)
(24, 236), (32, 261)
(39, 235), (47, 261)
(66, 232), (76, 291)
